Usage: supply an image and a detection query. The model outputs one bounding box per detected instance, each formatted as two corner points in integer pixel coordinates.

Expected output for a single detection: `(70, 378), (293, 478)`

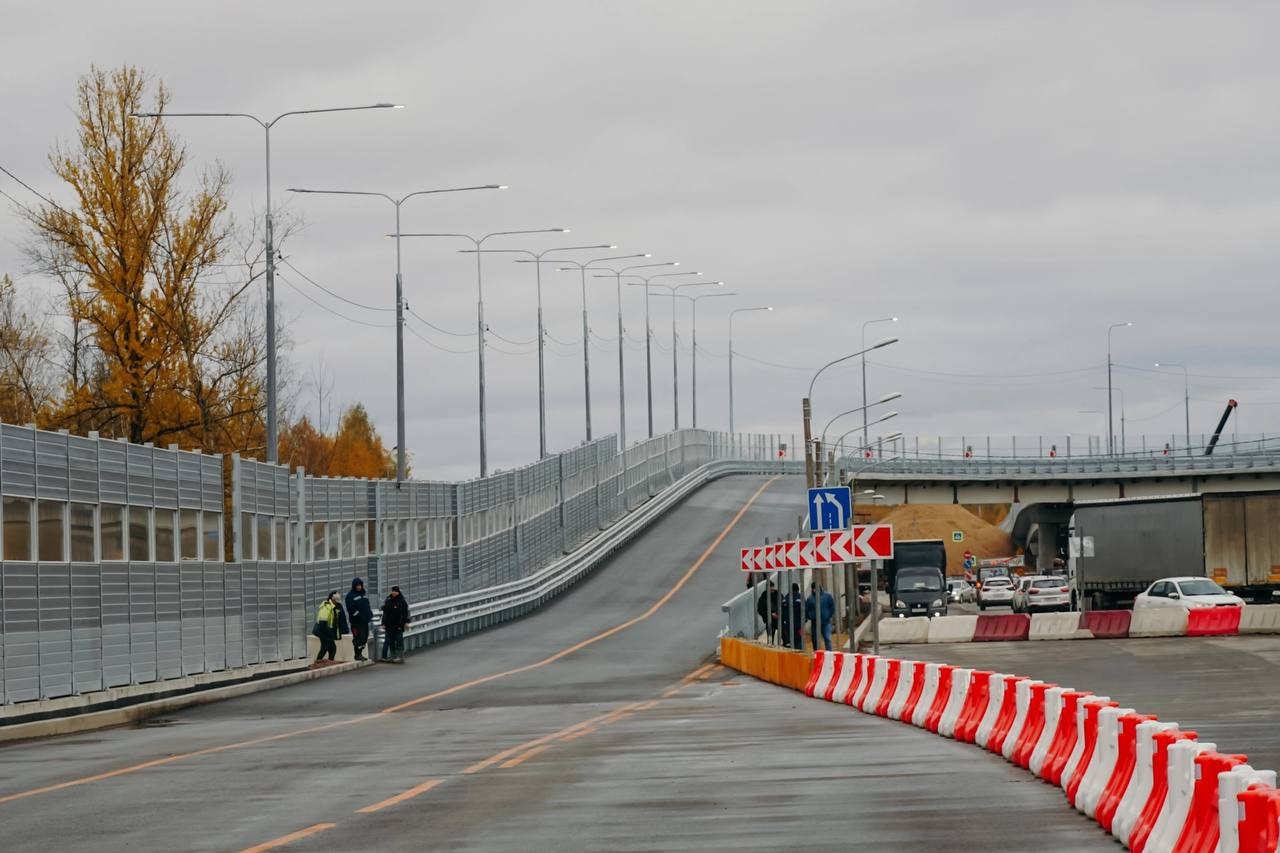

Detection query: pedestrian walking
(312, 591), (344, 665)
(380, 585), (410, 663)
(345, 577), (374, 661)
(756, 580), (780, 643)
(806, 582), (836, 651)
(783, 582), (805, 649)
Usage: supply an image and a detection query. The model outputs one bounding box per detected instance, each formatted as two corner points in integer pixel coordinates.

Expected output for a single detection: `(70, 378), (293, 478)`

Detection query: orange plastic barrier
(1186, 606), (1243, 637)
(1175, 751), (1248, 852)
(973, 613), (1031, 642)
(954, 670), (993, 744)
(1237, 787), (1280, 853)
(719, 637), (812, 691)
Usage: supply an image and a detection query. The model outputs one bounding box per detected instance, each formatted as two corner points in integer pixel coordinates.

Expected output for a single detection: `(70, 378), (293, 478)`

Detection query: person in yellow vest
(312, 591), (344, 665)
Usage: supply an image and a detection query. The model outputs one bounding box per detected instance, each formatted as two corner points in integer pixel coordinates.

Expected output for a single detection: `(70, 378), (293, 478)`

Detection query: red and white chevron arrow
(812, 532), (830, 564)
(740, 548), (753, 572)
(851, 524), (894, 559)
(784, 540), (799, 569)
(797, 537), (815, 568)
(829, 530), (854, 561)
(753, 546), (766, 571)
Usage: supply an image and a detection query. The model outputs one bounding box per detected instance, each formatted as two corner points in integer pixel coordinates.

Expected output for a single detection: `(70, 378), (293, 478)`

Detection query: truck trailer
(1068, 491), (1280, 609)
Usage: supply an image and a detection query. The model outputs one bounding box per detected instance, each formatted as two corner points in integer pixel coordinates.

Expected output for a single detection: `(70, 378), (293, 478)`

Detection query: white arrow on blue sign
(808, 486), (853, 531)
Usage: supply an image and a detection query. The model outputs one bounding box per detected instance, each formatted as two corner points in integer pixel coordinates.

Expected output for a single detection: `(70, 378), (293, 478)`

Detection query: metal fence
(0, 425), (781, 705)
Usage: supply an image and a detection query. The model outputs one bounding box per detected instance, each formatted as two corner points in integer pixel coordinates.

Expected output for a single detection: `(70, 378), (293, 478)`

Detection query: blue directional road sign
(808, 486), (853, 531)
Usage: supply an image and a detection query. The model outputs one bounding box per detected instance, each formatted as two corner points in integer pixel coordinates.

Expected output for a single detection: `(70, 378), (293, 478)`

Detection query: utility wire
(405, 324), (476, 355)
(276, 274), (395, 329)
(406, 307), (475, 338)
(280, 259), (393, 312)
(488, 328), (537, 347)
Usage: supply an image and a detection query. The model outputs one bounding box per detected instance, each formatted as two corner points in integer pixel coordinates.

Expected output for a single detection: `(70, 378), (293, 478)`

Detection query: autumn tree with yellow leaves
(6, 65), (401, 478)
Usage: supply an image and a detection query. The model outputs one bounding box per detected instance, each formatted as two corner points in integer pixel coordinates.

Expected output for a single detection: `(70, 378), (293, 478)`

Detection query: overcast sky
(4, 2), (1280, 478)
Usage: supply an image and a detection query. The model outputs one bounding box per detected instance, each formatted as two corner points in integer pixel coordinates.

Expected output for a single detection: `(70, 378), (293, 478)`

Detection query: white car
(977, 576), (1014, 610)
(947, 579), (977, 604)
(1133, 577), (1245, 609)
(1011, 575), (1071, 612)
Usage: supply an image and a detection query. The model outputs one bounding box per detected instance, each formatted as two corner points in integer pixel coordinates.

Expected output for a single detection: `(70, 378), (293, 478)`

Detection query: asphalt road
(0, 475), (1111, 852)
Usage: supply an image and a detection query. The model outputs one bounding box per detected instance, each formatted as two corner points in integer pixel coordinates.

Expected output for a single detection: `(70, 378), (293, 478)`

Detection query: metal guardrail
(391, 458), (803, 650)
(835, 449), (1280, 481)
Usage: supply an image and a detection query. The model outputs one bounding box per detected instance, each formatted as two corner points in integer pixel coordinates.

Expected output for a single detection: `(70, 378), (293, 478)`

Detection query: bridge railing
(834, 433), (1280, 464)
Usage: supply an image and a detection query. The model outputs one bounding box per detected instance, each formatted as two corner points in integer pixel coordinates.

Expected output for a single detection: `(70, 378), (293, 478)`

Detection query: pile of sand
(870, 504), (1015, 576)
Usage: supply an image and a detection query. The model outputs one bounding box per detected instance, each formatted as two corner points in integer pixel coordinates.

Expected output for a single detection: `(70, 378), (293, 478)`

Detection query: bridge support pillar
(1036, 521), (1062, 571)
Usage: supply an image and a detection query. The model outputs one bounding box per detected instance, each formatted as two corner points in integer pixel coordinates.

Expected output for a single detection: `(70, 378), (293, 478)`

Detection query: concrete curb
(0, 660), (374, 745)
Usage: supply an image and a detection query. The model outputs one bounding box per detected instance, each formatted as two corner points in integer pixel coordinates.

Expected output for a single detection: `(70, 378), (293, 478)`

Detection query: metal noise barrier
(0, 425), (794, 705)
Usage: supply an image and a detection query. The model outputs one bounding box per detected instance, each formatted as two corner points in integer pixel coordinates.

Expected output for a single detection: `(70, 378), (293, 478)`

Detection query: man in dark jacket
(782, 583), (805, 649)
(345, 577), (374, 661)
(806, 582), (837, 651)
(380, 586), (410, 663)
(755, 580), (780, 643)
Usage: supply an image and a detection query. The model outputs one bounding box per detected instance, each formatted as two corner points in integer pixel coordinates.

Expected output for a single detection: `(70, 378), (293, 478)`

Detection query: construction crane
(1203, 399), (1238, 456)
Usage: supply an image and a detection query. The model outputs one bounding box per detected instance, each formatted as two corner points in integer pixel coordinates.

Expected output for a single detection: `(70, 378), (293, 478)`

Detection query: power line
(406, 307), (474, 338)
(276, 274), (395, 329)
(488, 328), (536, 347)
(405, 324), (476, 355)
(280, 259), (393, 312)
(1117, 362), (1280, 382)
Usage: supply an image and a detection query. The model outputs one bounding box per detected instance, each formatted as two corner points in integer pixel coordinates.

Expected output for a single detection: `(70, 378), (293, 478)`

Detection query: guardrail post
(230, 453), (244, 563)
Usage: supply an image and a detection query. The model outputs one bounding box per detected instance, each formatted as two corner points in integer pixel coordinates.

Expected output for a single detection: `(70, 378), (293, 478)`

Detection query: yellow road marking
(355, 778), (445, 814)
(238, 822), (335, 853)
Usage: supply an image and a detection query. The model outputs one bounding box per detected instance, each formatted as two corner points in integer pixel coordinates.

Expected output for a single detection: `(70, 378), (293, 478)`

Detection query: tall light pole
(399, 229), (571, 477)
(631, 279), (724, 431)
(456, 245), (617, 459)
(129, 102), (403, 463)
(1094, 385), (1127, 455)
(675, 291), (736, 428)
(728, 307), (772, 434)
(537, 255), (654, 443)
(1155, 362), (1191, 452)
(803, 337), (900, 488)
(861, 316), (898, 447)
(623, 270), (698, 437)
(1107, 321), (1134, 455)
(590, 261), (681, 448)
(287, 184), (504, 481)
(820, 393), (902, 449)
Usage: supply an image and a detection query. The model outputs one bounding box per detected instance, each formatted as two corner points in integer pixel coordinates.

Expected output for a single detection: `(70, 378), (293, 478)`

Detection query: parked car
(977, 576), (1014, 610)
(947, 578), (976, 604)
(1011, 575), (1071, 612)
(1133, 577), (1245, 609)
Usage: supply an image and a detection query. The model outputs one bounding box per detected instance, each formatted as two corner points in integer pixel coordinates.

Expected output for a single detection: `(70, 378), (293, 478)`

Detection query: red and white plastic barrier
(782, 650), (1280, 851)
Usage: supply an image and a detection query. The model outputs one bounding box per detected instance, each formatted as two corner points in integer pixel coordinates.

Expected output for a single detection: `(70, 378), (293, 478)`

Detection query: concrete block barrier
(926, 614), (978, 644)
(1029, 611), (1078, 641)
(1239, 604), (1280, 635)
(718, 641), (1280, 852)
(1129, 607), (1189, 637)
(306, 635), (356, 662)
(1187, 606), (1243, 637)
(875, 616), (930, 644)
(973, 613), (1030, 642)
(1080, 609), (1132, 639)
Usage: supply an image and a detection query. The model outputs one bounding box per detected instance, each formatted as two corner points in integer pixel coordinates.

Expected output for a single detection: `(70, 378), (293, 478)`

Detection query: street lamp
(831, 420), (900, 468)
(129, 101), (403, 463)
(1094, 385), (1127, 455)
(629, 277), (724, 431)
(398, 228), (571, 477)
(860, 316), (898, 447)
(802, 337), (900, 487)
(1107, 322), (1134, 455)
(728, 306), (773, 434)
(534, 255), (653, 444)
(1154, 362), (1191, 452)
(456, 245), (617, 459)
(623, 270), (699, 437)
(287, 184), (504, 481)
(675, 291), (736, 428)
(819, 392), (902, 448)
(588, 261), (680, 448)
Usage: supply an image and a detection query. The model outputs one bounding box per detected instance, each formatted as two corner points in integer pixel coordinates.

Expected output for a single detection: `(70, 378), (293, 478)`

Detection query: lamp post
(803, 337), (900, 488)
(1154, 362), (1191, 453)
(630, 278), (724, 431)
(861, 316), (898, 447)
(589, 261), (681, 448)
(820, 393), (902, 449)
(623, 270), (699, 437)
(675, 291), (736, 428)
(728, 307), (773, 434)
(1107, 322), (1134, 455)
(534, 255), (655, 444)
(455, 245), (617, 459)
(287, 184), (504, 481)
(1094, 385), (1127, 455)
(399, 229), (571, 477)
(129, 101), (403, 463)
